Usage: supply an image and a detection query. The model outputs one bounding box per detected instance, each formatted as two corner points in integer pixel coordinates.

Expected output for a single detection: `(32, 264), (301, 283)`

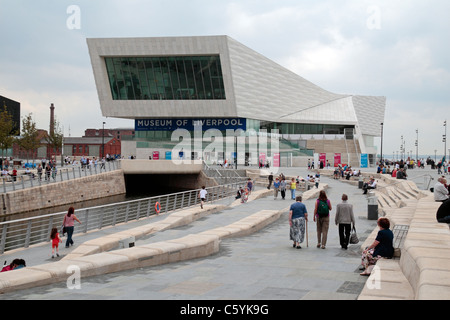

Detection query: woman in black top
(360, 217), (394, 276)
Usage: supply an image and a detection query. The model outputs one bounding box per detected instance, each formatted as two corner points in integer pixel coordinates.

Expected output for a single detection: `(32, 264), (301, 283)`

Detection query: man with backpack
(314, 190), (332, 249)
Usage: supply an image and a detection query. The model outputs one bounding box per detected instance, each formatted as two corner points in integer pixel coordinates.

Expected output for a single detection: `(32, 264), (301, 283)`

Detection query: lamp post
(444, 120), (447, 161)
(380, 122), (384, 164)
(102, 121), (106, 159)
(415, 129), (419, 161)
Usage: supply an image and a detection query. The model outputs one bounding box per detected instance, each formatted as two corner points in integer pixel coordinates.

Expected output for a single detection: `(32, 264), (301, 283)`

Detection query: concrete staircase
(306, 139), (361, 167)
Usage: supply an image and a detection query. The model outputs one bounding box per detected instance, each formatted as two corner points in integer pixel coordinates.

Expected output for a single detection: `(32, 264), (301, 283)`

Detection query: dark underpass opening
(124, 173), (203, 198)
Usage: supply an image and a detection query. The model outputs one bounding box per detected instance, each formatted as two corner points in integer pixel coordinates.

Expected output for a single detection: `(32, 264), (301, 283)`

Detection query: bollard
(119, 236), (135, 249)
(367, 192), (378, 220)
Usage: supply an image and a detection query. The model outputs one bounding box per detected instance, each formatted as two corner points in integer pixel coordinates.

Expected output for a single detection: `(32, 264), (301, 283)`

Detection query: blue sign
(165, 151), (172, 160)
(135, 118), (246, 131)
(360, 154), (368, 168)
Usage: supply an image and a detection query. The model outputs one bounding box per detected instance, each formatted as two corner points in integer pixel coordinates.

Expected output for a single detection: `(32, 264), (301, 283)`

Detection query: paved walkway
(0, 166), (385, 300)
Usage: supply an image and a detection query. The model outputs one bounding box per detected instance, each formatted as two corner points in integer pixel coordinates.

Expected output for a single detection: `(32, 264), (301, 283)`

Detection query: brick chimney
(50, 103), (55, 135)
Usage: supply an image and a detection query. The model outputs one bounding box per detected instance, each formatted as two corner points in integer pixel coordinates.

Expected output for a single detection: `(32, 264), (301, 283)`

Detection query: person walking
(314, 190), (332, 249)
(290, 178), (297, 200)
(50, 227), (62, 258)
(273, 178), (280, 200)
(289, 195), (308, 249)
(267, 173), (273, 190)
(199, 186), (207, 209)
(335, 194), (355, 250)
(62, 207), (81, 248)
(280, 178), (287, 200)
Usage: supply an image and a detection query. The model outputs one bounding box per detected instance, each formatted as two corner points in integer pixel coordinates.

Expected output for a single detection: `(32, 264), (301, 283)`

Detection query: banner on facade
(319, 153), (326, 167)
(360, 153), (368, 168)
(273, 153), (280, 167)
(334, 153), (342, 167)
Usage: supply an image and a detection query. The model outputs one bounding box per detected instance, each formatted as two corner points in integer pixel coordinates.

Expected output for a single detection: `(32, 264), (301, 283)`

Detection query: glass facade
(104, 56), (226, 101)
(132, 119), (355, 141)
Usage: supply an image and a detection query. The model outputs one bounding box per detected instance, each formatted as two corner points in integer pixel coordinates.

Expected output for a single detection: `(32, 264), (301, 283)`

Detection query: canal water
(0, 185), (186, 222)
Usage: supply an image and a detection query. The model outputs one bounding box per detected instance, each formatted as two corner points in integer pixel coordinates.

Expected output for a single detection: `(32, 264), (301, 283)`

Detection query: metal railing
(0, 180), (247, 254)
(1, 161), (121, 194)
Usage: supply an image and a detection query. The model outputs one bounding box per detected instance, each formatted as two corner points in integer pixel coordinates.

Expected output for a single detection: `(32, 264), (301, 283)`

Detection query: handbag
(349, 226), (359, 244)
(60, 215), (67, 236)
(60, 224), (66, 236)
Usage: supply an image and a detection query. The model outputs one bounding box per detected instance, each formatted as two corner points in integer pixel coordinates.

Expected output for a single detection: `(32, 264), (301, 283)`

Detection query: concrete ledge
(62, 204), (225, 260)
(358, 258), (414, 300)
(0, 268), (53, 293)
(359, 189), (450, 300)
(0, 203), (286, 293)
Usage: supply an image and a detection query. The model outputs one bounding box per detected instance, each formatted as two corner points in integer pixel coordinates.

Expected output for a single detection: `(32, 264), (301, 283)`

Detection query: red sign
(334, 153), (341, 167)
(152, 151), (160, 160)
(320, 153), (326, 167)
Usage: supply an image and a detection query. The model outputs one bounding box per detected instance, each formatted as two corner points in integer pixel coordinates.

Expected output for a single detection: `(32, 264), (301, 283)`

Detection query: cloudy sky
(1, 0), (449, 157)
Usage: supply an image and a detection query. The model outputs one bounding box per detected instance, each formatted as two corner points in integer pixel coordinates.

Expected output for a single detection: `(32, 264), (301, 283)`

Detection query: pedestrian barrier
(0, 181), (246, 254)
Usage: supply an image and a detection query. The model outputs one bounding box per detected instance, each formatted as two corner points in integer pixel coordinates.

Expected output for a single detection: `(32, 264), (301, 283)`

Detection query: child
(50, 227), (62, 258)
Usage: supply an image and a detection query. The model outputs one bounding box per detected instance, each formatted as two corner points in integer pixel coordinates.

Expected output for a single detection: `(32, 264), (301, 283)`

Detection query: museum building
(87, 35), (386, 167)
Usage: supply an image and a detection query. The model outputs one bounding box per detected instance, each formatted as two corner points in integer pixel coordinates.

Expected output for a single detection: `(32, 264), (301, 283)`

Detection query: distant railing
(1, 161), (121, 194)
(0, 181), (247, 254)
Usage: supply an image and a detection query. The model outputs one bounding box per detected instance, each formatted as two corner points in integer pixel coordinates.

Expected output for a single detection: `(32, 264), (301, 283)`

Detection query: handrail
(1, 161), (120, 194)
(0, 180), (248, 254)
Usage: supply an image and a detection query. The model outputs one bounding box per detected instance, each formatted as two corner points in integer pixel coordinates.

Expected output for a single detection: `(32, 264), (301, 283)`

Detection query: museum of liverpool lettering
(87, 35), (386, 164)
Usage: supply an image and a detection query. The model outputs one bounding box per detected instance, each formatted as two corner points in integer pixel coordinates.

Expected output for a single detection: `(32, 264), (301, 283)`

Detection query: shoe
(52, 255), (54, 259)
(321, 245), (326, 249)
(296, 245), (302, 249)
(317, 244), (321, 248)
(293, 243), (296, 248)
(56, 253), (60, 257)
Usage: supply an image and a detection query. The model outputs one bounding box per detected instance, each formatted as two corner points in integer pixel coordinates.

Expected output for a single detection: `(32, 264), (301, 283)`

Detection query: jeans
(291, 189), (295, 200)
(65, 226), (74, 247)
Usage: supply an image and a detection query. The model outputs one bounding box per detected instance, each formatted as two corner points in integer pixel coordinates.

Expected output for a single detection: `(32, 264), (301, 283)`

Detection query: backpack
(317, 199), (329, 218)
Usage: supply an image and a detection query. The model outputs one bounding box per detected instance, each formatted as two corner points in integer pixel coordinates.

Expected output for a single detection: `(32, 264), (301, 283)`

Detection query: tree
(0, 105), (18, 160)
(45, 118), (63, 160)
(18, 113), (41, 163)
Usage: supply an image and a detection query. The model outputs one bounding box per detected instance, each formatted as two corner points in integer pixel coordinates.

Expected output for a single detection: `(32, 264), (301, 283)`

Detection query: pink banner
(273, 153), (280, 167)
(334, 153), (341, 167)
(319, 153), (326, 167)
(259, 153), (266, 167)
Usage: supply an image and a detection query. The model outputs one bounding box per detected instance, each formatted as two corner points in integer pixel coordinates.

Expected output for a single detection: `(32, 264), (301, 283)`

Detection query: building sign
(135, 118), (246, 131)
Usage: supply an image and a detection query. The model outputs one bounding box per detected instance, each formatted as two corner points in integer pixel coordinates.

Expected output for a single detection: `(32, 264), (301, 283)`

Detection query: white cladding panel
(87, 36), (386, 137)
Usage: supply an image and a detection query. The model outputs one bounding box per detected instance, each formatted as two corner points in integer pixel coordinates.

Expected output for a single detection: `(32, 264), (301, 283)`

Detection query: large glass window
(104, 56), (226, 101)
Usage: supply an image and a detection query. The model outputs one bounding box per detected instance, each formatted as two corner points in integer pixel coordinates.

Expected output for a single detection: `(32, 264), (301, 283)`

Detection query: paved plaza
(0, 165), (440, 301)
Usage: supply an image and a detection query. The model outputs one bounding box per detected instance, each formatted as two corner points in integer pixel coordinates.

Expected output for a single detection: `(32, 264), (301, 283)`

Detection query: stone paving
(0, 166), (385, 300)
